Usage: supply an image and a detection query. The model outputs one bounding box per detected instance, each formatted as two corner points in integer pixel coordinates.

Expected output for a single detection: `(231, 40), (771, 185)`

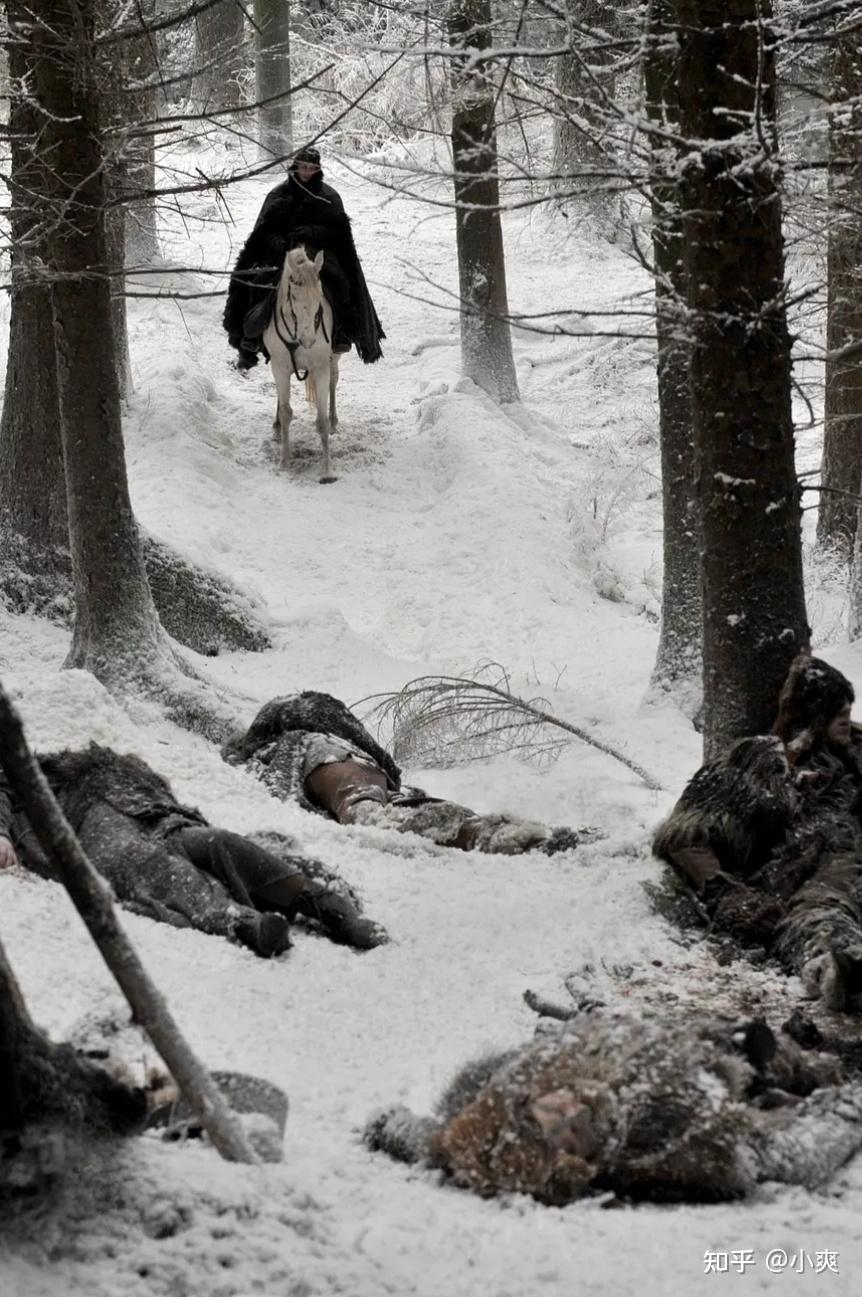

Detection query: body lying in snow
(653, 654), (862, 1013)
(364, 1007), (862, 1204)
(222, 690), (590, 856)
(0, 743), (386, 956)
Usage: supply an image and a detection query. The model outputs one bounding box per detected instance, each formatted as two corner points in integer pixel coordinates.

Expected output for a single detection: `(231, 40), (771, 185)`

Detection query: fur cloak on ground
(222, 169), (385, 364)
(7, 745), (325, 944)
(365, 1007), (862, 1204)
(653, 656), (862, 968)
(222, 691), (401, 815)
(652, 735), (796, 882)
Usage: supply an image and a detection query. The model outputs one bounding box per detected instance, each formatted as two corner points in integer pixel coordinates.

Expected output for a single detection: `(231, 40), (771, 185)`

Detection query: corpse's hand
(0, 836), (19, 869)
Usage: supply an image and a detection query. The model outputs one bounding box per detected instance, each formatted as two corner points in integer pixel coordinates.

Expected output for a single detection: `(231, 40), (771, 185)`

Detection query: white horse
(262, 246), (340, 483)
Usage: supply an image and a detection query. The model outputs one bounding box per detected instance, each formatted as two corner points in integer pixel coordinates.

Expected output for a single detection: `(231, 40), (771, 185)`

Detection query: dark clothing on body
(223, 692), (585, 856)
(0, 744), (383, 954)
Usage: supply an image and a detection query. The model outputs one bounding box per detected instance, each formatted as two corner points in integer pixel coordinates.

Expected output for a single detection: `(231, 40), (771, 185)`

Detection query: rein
(273, 276), (330, 382)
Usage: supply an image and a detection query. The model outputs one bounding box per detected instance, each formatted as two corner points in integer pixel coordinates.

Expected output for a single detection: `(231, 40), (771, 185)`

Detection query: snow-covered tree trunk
(122, 0), (160, 268)
(645, 0), (701, 705)
(194, 0), (246, 111)
(675, 0), (809, 757)
(40, 0), (172, 685)
(552, 1), (617, 205)
(1, 1), (268, 670)
(255, 0), (293, 158)
(0, 2), (69, 573)
(449, 0), (519, 405)
(104, 181), (134, 401)
(819, 27), (862, 559)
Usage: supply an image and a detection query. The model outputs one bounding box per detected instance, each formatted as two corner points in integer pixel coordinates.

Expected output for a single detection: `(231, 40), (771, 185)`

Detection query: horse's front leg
(313, 362), (336, 483)
(273, 369), (293, 469)
(329, 355), (340, 431)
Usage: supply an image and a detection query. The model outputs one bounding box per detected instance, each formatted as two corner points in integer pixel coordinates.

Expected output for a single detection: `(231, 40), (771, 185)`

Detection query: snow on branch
(360, 662), (663, 790)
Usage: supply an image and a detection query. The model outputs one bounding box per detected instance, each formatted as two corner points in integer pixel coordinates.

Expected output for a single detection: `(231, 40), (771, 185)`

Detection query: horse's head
(281, 247), (325, 348)
(286, 246), (323, 288)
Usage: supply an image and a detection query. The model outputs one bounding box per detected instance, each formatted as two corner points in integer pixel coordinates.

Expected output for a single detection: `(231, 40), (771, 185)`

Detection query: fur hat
(291, 145), (321, 168)
(773, 654), (854, 746)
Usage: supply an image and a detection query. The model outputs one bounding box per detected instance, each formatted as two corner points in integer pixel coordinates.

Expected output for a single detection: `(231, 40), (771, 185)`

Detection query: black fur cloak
(222, 170), (385, 364)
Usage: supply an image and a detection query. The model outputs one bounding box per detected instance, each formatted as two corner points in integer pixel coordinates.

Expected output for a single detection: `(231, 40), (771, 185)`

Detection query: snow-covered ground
(2, 136), (861, 1295)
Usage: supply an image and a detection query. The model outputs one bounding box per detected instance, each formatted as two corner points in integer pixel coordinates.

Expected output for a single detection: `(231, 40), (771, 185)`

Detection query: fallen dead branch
(359, 663), (663, 791)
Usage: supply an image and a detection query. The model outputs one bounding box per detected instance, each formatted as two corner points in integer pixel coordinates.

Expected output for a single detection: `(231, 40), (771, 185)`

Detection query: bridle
(273, 272), (330, 381)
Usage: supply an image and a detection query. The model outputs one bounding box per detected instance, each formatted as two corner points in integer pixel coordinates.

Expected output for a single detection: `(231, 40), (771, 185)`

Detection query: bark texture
(552, 1), (618, 208)
(194, 0), (246, 110)
(675, 0), (809, 756)
(449, 0), (519, 404)
(39, 0), (171, 684)
(821, 29), (862, 557)
(645, 0), (701, 703)
(255, 0), (293, 158)
(0, 2), (69, 568)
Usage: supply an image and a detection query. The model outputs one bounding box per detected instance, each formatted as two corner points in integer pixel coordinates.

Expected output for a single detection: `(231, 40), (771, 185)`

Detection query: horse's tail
(306, 374), (316, 406)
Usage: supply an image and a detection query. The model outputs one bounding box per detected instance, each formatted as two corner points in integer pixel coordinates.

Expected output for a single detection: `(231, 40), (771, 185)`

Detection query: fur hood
(773, 654), (855, 752)
(38, 744), (206, 836)
(653, 735), (795, 876)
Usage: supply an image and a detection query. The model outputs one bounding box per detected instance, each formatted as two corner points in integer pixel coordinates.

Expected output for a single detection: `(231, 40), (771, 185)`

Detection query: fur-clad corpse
(365, 1006), (862, 1204)
(0, 744), (385, 955)
(223, 162), (385, 364)
(653, 655), (862, 1010)
(222, 690), (402, 814)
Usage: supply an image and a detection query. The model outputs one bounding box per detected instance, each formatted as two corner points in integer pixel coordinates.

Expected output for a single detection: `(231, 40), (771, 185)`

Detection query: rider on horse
(223, 145), (385, 370)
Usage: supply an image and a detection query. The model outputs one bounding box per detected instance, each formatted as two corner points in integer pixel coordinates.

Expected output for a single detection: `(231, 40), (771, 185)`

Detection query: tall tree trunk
(1, 2), (269, 667)
(102, 0), (160, 402)
(675, 0), (809, 757)
(194, 0), (245, 110)
(0, 2), (69, 574)
(39, 0), (172, 684)
(122, 0), (160, 268)
(552, 1), (617, 205)
(254, 0), (293, 158)
(645, 0), (701, 703)
(104, 178), (133, 401)
(449, 0), (519, 404)
(819, 27), (862, 558)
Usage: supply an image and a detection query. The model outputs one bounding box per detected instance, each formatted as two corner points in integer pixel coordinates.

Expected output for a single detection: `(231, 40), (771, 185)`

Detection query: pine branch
(359, 663), (663, 790)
